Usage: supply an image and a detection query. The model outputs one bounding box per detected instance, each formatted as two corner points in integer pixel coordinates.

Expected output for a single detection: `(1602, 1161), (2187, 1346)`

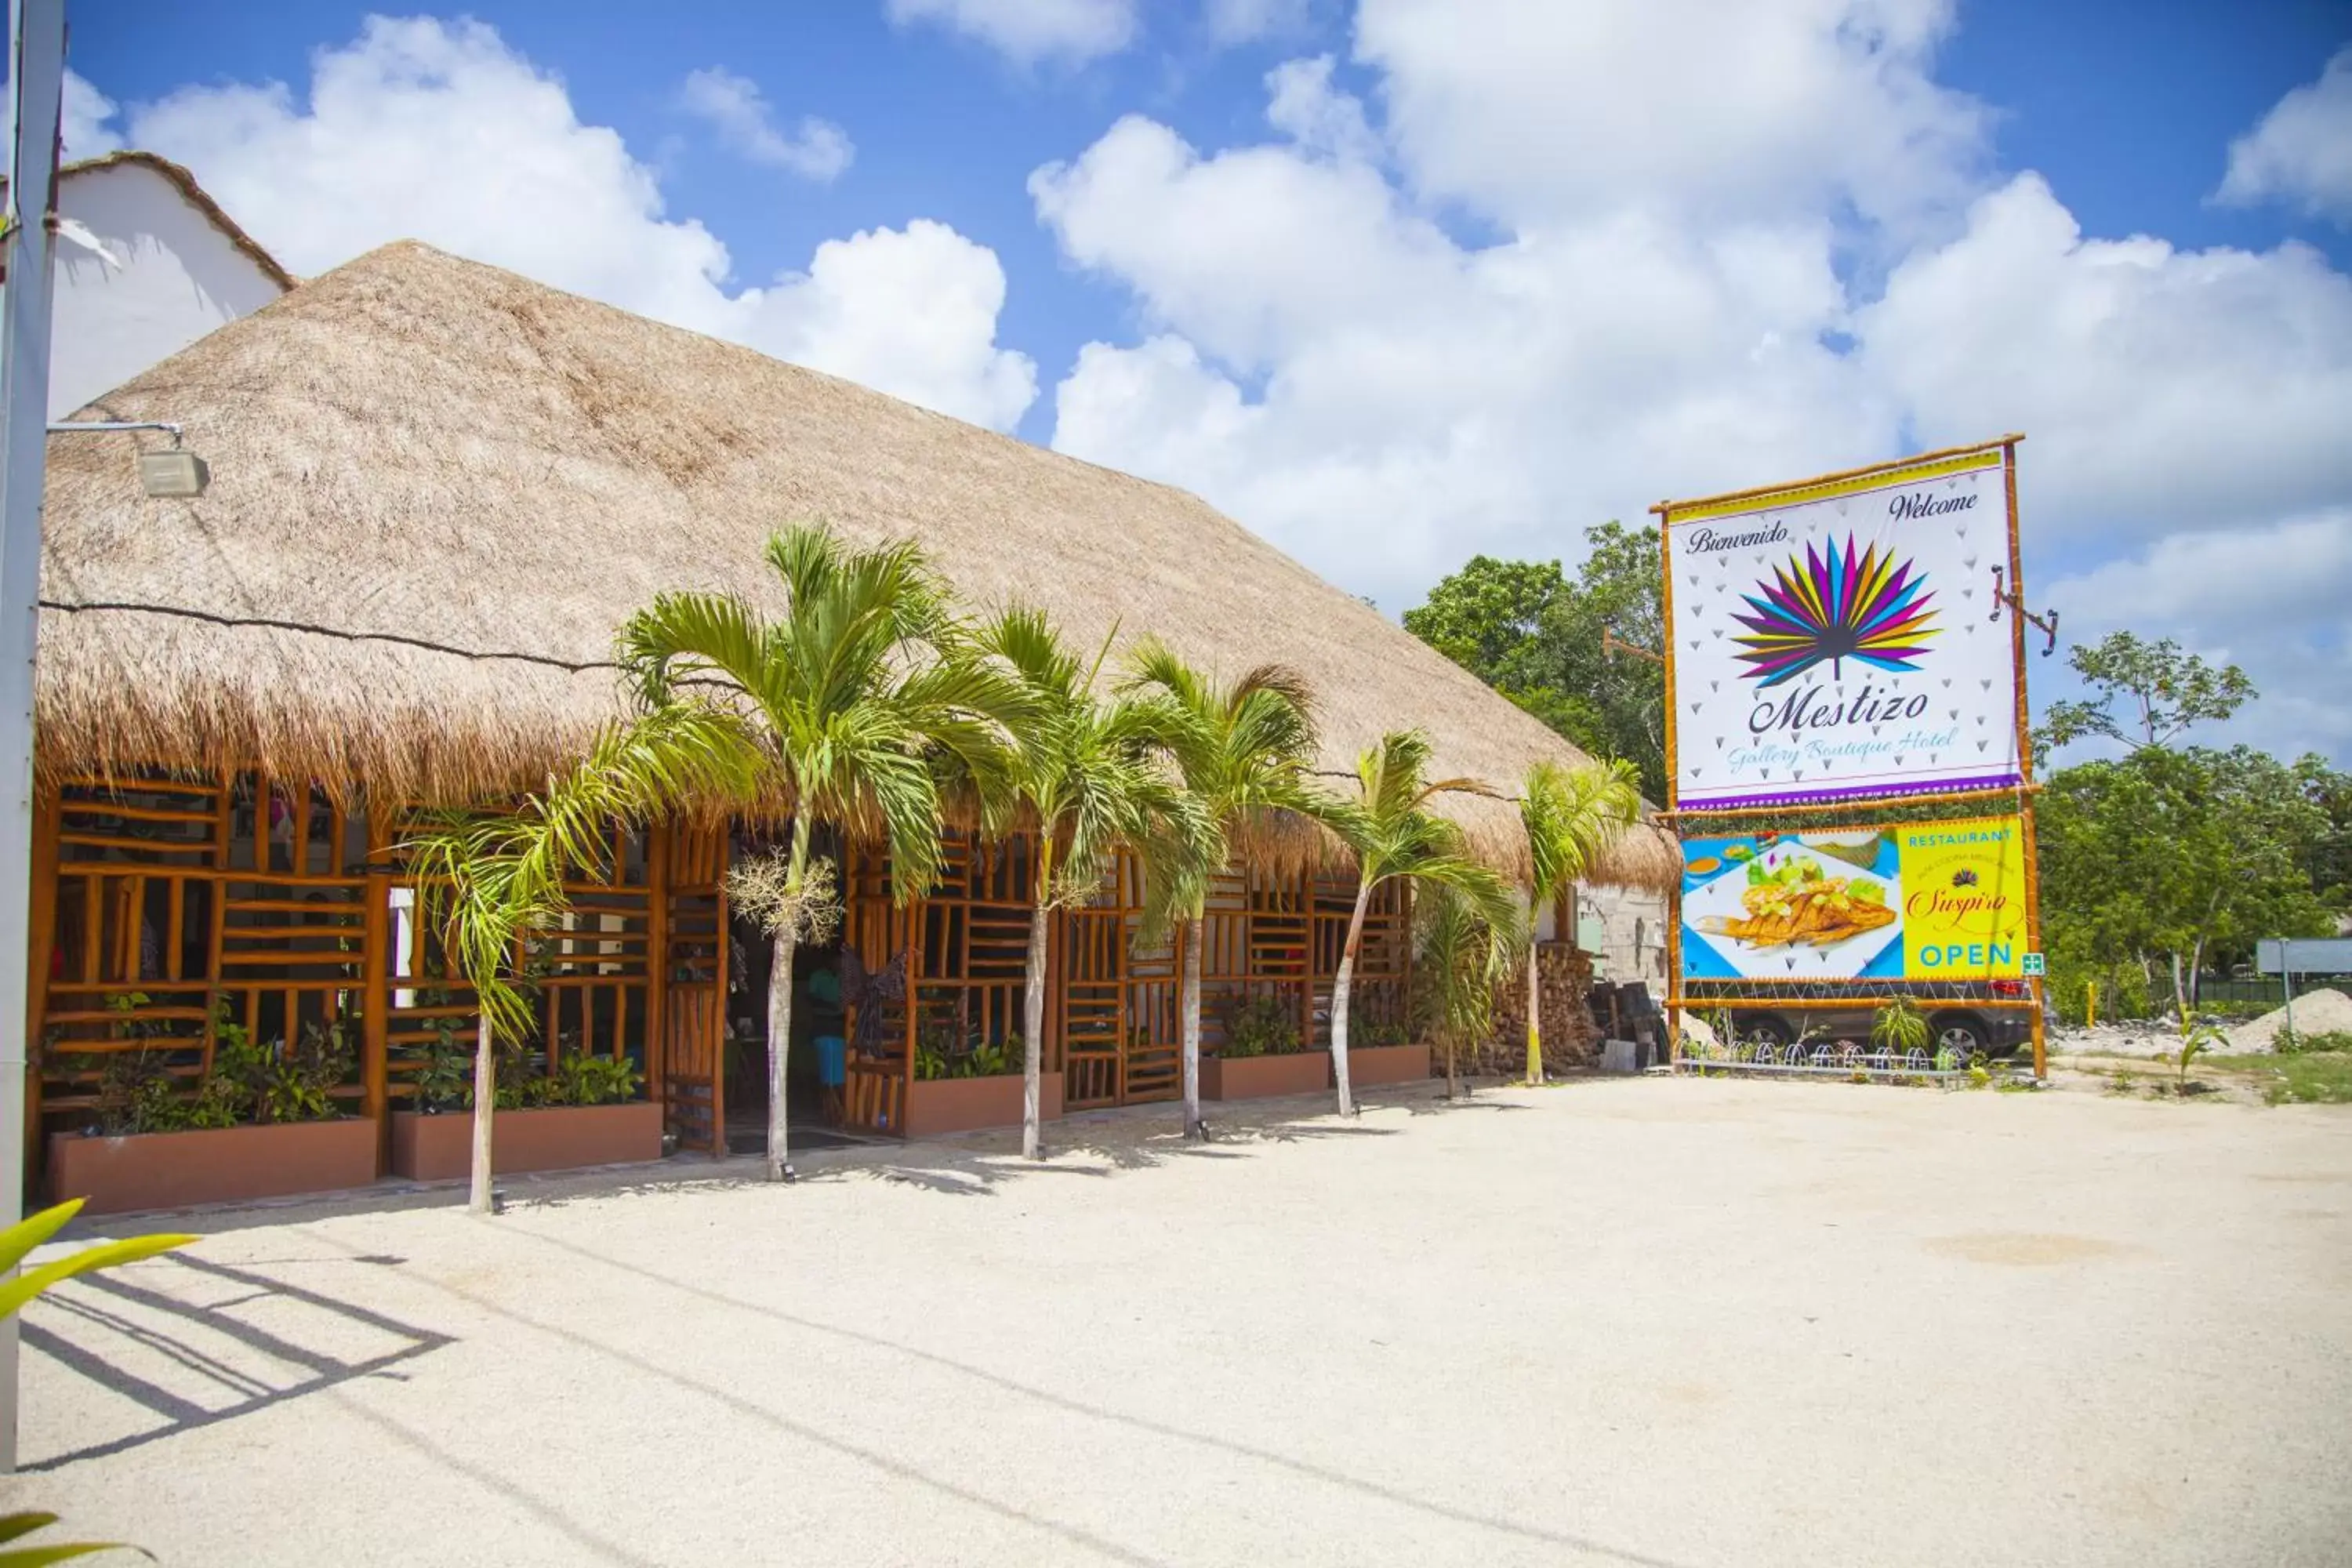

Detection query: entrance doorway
(720, 826), (871, 1155)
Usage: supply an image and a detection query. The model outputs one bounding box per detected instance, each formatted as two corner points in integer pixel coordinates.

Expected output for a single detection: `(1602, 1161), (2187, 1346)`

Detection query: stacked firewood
(1478, 942), (1600, 1075)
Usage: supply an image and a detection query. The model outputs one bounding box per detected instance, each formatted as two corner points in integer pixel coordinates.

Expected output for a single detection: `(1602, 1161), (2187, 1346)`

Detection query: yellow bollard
(2085, 979), (2096, 1030)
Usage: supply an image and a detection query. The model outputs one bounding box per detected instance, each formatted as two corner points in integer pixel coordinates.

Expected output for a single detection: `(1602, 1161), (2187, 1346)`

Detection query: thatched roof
(38, 240), (1676, 892)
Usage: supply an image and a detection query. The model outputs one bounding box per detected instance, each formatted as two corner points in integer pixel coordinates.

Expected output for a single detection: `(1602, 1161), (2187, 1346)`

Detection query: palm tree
(1120, 640), (1319, 1140)
(978, 608), (1207, 1160)
(1317, 730), (1520, 1116)
(407, 709), (756, 1214)
(618, 525), (1023, 1181)
(1416, 882), (1523, 1100)
(1517, 758), (1641, 1083)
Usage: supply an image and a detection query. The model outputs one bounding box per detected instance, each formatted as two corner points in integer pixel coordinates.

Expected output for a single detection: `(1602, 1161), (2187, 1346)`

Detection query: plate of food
(1685, 844), (1902, 978)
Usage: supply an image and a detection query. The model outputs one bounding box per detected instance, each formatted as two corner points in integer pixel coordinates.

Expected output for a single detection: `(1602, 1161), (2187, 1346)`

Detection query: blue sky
(59, 1), (2352, 762)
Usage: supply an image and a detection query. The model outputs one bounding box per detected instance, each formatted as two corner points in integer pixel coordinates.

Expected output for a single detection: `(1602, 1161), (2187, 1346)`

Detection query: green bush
(2276, 1028), (2352, 1057)
(1219, 994), (1301, 1058)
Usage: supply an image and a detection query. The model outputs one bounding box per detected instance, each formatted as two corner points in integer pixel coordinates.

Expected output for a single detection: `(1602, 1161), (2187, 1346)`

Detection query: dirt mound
(2227, 987), (2352, 1053)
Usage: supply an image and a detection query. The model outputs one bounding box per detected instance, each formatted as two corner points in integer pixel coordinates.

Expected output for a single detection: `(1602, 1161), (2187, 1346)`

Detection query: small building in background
(27, 151), (293, 417)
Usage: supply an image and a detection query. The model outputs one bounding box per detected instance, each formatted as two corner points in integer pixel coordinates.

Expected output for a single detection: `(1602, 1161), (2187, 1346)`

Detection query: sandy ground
(7, 1078), (2350, 1568)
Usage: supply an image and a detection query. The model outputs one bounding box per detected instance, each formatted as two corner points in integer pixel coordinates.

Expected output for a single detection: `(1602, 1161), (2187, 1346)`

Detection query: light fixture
(46, 418), (211, 499)
(136, 448), (209, 498)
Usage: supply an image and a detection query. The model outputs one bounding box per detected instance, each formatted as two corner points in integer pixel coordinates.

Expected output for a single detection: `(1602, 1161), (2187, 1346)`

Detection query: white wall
(40, 162), (285, 419)
(1578, 882), (1671, 991)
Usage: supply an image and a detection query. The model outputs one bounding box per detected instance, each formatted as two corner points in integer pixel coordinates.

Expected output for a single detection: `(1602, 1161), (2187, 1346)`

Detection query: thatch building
(31, 239), (1673, 1188)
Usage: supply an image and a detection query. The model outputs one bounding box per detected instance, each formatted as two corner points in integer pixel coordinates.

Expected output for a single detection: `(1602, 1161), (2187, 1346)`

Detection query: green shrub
(1219, 994), (1301, 1058)
(2275, 1028), (2352, 1057)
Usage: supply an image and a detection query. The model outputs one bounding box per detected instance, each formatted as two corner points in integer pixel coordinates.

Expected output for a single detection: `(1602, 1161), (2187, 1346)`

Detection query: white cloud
(1857, 173), (2352, 544)
(60, 69), (122, 160)
(1355, 0), (1988, 233)
(761, 220), (1037, 432)
(1264, 56), (1380, 164)
(2216, 47), (2352, 227)
(1032, 6), (2352, 767)
(1038, 111), (1896, 602)
(677, 67), (852, 182)
(112, 17), (1033, 430)
(1206, 0), (1312, 46)
(2045, 512), (2352, 761)
(885, 0), (1138, 65)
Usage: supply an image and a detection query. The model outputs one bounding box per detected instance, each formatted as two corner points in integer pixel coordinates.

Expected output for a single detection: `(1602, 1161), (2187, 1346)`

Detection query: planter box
(47, 1118), (379, 1216)
(1200, 1051), (1330, 1101)
(389, 1102), (664, 1181)
(1344, 1042), (1433, 1088)
(902, 1073), (1062, 1139)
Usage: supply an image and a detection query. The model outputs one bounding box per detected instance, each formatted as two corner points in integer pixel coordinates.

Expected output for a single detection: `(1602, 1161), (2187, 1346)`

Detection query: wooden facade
(27, 771), (1413, 1195)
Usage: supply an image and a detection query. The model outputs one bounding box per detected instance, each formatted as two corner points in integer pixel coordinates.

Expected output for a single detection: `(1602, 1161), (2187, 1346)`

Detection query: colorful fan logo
(1733, 535), (1939, 687)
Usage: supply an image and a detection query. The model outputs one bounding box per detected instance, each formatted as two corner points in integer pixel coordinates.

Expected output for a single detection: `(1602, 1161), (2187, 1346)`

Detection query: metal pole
(0, 0), (66, 1479)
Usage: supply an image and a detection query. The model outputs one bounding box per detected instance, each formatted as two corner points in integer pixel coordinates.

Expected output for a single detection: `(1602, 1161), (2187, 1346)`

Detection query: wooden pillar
(645, 824), (670, 1109)
(1295, 864), (1312, 1051)
(361, 867), (391, 1175)
(709, 827), (730, 1158)
(1399, 879), (1415, 1040)
(900, 882), (919, 1139)
(23, 789), (60, 1203)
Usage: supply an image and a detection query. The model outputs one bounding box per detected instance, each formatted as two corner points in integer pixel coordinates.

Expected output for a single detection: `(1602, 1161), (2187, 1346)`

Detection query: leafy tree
(1517, 757), (1639, 1083)
(1403, 522), (1666, 800)
(408, 709), (755, 1214)
(619, 526), (1025, 1181)
(2038, 745), (2333, 1019)
(980, 609), (1206, 1160)
(1314, 731), (1521, 1116)
(1414, 881), (1523, 1100)
(2038, 631), (2255, 753)
(1120, 641), (1321, 1139)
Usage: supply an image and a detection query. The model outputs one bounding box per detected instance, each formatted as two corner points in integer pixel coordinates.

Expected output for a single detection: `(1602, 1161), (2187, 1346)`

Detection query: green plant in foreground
(2174, 1013), (2229, 1089)
(1871, 996), (1930, 1054)
(2, 1197), (193, 1564)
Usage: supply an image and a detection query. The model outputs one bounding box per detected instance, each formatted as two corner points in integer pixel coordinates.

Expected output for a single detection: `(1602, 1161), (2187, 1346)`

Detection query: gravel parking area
(7, 1078), (2349, 1567)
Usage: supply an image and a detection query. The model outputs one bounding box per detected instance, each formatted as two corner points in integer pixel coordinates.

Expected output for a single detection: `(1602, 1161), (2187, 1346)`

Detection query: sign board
(2020, 953), (2045, 977)
(1680, 816), (2028, 982)
(2256, 938), (2352, 975)
(1662, 445), (2023, 812)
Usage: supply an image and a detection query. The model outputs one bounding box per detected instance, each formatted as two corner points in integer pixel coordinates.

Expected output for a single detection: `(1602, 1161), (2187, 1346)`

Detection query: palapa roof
(38, 240), (1676, 892)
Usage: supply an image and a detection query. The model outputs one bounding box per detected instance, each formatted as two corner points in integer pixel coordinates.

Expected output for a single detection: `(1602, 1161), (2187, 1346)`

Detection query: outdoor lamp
(136, 448), (209, 498)
(46, 419), (210, 497)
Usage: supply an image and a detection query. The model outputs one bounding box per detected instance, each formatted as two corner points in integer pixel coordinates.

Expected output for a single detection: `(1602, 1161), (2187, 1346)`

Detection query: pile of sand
(2227, 987), (2352, 1053)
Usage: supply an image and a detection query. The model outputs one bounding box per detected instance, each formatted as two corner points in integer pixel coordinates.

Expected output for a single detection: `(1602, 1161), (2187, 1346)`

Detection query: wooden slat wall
(659, 823), (728, 1157)
(30, 769), (707, 1183)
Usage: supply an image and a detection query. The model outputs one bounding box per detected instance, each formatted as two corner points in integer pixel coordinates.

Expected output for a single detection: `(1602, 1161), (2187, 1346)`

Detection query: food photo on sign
(1663, 445), (2023, 813)
(1679, 817), (2028, 982)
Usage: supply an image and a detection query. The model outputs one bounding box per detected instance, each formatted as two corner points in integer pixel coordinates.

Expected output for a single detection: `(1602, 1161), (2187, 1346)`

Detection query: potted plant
(1200, 994), (1328, 1100)
(1343, 1014), (1433, 1088)
(902, 1027), (1058, 1137)
(45, 994), (379, 1215)
(389, 1033), (662, 1181)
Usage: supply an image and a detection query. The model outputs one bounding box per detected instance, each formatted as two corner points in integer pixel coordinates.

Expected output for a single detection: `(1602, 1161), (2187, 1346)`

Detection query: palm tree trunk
(469, 1013), (495, 1216)
(1330, 877), (1373, 1116)
(1022, 836), (1056, 1162)
(1444, 1029), (1459, 1100)
(765, 817), (813, 1183)
(1523, 927), (1544, 1085)
(1180, 916), (1203, 1139)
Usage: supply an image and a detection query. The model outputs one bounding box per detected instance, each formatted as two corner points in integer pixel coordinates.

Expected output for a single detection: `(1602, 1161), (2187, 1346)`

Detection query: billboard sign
(1679, 816), (2029, 982)
(1663, 445), (2022, 812)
